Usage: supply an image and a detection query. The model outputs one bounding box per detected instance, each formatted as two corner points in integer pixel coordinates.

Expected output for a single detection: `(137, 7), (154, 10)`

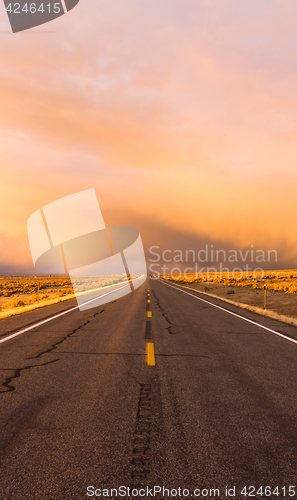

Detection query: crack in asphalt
(26, 318), (92, 360)
(93, 310), (105, 317)
(26, 309), (105, 361)
(0, 308), (106, 394)
(0, 359), (59, 394)
(151, 290), (183, 335)
(55, 351), (144, 356)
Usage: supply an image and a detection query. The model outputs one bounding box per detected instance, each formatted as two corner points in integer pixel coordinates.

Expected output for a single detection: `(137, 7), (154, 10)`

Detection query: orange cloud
(1, 0), (297, 271)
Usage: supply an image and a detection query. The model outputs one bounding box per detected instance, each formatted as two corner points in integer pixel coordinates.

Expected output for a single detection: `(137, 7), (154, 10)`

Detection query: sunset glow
(1, 0), (297, 272)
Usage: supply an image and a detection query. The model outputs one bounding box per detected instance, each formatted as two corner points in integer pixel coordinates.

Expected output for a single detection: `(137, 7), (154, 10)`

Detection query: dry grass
(162, 270), (297, 321)
(0, 276), (74, 315)
(163, 269), (297, 290)
(0, 274), (135, 319)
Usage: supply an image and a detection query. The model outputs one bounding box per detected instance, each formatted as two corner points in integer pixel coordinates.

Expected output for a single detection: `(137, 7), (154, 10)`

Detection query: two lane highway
(0, 278), (297, 498)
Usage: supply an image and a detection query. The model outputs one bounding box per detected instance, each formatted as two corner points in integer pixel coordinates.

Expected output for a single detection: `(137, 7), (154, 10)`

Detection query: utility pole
(264, 283), (267, 309)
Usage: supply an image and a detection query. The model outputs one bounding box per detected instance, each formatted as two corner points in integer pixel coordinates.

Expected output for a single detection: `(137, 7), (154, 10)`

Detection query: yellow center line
(146, 285), (153, 365)
(146, 342), (155, 366)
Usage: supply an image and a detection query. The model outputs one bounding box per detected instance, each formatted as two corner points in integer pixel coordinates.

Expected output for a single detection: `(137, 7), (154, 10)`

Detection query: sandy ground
(167, 279), (297, 319)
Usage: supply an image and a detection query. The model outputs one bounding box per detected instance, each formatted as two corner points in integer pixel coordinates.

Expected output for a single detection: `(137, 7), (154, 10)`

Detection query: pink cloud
(1, 0), (297, 270)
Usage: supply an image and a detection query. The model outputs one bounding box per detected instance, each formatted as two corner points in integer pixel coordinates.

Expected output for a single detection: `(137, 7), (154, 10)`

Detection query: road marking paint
(0, 283), (130, 346)
(147, 311), (152, 318)
(161, 280), (297, 346)
(147, 299), (151, 303)
(146, 342), (155, 365)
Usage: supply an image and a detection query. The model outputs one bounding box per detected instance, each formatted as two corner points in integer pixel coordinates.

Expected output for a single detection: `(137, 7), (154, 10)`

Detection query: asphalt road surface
(0, 278), (297, 499)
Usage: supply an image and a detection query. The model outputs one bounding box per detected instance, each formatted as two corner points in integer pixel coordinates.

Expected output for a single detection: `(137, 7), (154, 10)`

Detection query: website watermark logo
(148, 245), (278, 280)
(3, 0), (79, 33)
(27, 189), (147, 310)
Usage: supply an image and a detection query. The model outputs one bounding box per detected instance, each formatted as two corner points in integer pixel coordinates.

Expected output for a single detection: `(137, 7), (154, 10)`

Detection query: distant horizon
(2, 267), (297, 278)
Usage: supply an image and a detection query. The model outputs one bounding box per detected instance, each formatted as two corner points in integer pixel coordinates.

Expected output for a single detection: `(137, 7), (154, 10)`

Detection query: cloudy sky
(1, 0), (297, 273)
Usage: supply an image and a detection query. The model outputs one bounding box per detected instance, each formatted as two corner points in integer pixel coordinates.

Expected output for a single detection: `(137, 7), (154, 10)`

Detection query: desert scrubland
(162, 270), (297, 322)
(2, 271), (297, 323)
(0, 274), (129, 318)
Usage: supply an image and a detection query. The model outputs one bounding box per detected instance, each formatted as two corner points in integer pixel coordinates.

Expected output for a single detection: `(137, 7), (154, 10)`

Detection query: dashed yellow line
(146, 342), (155, 366)
(145, 284), (153, 365)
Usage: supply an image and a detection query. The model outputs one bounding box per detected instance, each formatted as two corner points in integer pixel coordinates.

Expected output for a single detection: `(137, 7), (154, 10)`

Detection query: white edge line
(160, 279), (297, 346)
(0, 283), (131, 345)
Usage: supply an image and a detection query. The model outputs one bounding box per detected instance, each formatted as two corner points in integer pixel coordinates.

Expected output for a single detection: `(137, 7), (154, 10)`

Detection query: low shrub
(7, 299), (25, 309)
(31, 293), (39, 303)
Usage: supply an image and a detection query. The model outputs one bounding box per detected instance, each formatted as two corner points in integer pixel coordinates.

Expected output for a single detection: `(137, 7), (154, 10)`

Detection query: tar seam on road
(145, 321), (152, 339)
(161, 280), (297, 346)
(57, 351), (144, 356)
(0, 284), (130, 345)
(131, 384), (152, 480)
